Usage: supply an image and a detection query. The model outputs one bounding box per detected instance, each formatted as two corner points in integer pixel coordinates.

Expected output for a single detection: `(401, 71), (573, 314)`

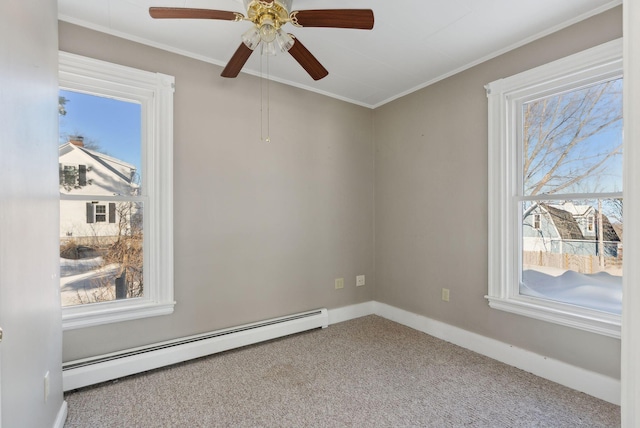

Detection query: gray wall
(59, 22), (375, 362)
(0, 0), (64, 426)
(374, 7), (622, 379)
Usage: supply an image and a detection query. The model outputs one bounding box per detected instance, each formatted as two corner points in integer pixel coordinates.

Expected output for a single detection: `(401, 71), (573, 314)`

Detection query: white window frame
(94, 203), (107, 222)
(59, 51), (175, 330)
(485, 39), (622, 338)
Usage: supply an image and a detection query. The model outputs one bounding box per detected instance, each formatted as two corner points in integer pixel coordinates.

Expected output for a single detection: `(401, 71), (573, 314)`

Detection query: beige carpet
(64, 315), (620, 427)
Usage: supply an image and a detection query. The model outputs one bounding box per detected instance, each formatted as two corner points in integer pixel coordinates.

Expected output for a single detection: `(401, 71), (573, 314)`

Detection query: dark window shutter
(59, 163), (63, 185)
(86, 203), (95, 223)
(109, 203), (116, 223)
(78, 164), (87, 186)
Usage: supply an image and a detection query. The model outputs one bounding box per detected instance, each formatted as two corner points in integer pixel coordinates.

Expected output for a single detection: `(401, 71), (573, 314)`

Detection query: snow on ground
(60, 257), (119, 306)
(60, 256), (103, 277)
(521, 267), (622, 314)
(60, 256), (621, 314)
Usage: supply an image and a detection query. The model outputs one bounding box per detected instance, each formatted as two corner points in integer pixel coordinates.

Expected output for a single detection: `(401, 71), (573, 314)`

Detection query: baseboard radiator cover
(63, 308), (328, 391)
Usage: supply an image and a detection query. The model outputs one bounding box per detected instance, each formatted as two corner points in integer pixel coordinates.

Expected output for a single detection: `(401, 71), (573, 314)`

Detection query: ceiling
(58, 0), (620, 108)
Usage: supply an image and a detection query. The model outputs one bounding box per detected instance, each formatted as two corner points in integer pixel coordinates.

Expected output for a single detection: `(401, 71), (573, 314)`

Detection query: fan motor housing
(244, 0), (292, 28)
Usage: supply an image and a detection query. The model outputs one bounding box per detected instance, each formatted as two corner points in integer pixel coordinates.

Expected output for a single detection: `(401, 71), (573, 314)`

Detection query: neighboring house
(523, 202), (620, 258)
(59, 136), (138, 241)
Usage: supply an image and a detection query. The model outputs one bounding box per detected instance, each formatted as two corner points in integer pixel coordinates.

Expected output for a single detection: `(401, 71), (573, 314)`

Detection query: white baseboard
(371, 301), (621, 405)
(63, 309), (328, 391)
(53, 401), (67, 428)
(327, 301), (375, 325)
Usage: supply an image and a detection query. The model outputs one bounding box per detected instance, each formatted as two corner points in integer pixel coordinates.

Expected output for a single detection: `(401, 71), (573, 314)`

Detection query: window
(486, 39), (623, 337)
(85, 202), (115, 223)
(59, 163), (88, 188)
(60, 164), (78, 188)
(59, 51), (175, 330)
(93, 203), (106, 222)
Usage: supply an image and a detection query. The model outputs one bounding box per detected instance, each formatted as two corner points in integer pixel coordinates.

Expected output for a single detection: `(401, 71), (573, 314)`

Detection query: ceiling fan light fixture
(241, 26), (262, 50)
(275, 29), (294, 52)
(261, 40), (277, 56)
(258, 19), (277, 43)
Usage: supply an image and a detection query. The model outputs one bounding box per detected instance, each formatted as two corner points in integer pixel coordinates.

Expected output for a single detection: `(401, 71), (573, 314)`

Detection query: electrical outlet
(356, 275), (365, 286)
(442, 288), (450, 302)
(44, 371), (50, 402)
(335, 278), (344, 290)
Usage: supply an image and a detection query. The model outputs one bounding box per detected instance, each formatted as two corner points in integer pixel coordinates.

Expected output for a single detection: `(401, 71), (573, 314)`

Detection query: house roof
(597, 212), (621, 242)
(555, 202), (592, 217)
(59, 142), (137, 186)
(541, 203), (621, 242)
(542, 204), (585, 240)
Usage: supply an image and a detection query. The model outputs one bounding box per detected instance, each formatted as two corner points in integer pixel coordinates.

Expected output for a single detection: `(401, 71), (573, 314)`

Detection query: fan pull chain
(260, 50), (271, 143)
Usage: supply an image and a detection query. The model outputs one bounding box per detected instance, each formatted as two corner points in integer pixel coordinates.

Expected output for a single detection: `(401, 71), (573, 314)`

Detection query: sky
(59, 89), (142, 174)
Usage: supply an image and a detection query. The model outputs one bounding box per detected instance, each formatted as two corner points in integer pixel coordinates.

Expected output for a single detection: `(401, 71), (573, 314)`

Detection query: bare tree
(106, 201), (144, 299)
(604, 197), (623, 239)
(71, 202), (143, 305)
(523, 79), (622, 196)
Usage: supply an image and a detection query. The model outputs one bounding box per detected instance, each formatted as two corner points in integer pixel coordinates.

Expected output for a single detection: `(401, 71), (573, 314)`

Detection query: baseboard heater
(63, 308), (328, 391)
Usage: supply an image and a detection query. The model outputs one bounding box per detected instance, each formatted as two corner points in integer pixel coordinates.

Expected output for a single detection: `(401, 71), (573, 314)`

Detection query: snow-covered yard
(60, 256), (120, 306)
(521, 266), (622, 314)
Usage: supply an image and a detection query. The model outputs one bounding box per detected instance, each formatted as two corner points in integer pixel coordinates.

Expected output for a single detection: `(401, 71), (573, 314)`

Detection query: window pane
(522, 78), (623, 196)
(60, 201), (144, 307)
(59, 89), (142, 190)
(521, 199), (622, 314)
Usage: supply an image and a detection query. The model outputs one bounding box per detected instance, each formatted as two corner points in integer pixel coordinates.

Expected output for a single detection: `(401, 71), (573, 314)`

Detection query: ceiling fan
(149, 0), (374, 81)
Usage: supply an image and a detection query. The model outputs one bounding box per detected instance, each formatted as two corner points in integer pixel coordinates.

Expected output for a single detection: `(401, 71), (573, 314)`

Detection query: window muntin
(486, 39), (623, 337)
(59, 51), (175, 330)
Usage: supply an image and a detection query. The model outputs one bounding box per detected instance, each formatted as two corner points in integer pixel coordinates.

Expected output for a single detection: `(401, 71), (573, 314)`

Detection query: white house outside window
(59, 52), (175, 330)
(486, 39), (623, 337)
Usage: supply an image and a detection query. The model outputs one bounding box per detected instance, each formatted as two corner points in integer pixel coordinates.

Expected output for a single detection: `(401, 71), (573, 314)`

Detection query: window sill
(62, 300), (175, 330)
(486, 295), (620, 338)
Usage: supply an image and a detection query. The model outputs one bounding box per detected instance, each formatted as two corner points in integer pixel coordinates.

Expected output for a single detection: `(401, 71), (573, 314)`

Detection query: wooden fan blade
(287, 36), (328, 81)
(149, 7), (241, 21)
(291, 9), (374, 30)
(221, 43), (255, 78)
